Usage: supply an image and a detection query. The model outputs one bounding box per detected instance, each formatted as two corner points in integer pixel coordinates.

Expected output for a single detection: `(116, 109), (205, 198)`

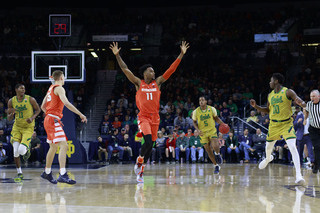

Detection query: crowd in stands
(0, 3), (320, 165)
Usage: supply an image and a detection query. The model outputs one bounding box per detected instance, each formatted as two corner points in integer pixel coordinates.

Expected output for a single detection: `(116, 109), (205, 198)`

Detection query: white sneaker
(136, 165), (145, 183)
(134, 164), (142, 175)
(258, 155), (274, 169)
(295, 176), (306, 185)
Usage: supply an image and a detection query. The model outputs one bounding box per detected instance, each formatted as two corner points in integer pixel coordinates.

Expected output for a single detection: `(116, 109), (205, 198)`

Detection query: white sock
(17, 167), (22, 174)
(60, 168), (66, 175)
(286, 138), (302, 177)
(265, 140), (276, 160)
(45, 167), (51, 174)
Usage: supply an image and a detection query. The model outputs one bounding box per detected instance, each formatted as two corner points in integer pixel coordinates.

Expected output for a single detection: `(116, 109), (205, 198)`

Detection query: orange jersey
(136, 80), (161, 114)
(45, 85), (64, 119)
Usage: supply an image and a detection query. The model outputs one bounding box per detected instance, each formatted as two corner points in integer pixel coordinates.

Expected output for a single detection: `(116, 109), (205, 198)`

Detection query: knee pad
(13, 142), (20, 158)
(18, 145), (28, 156)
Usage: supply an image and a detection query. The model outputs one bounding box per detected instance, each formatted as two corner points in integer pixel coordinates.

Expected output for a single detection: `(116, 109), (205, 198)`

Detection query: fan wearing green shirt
(189, 130), (204, 163)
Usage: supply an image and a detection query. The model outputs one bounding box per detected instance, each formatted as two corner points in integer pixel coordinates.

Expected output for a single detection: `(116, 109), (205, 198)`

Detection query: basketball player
(7, 84), (41, 181)
(250, 73), (306, 184)
(40, 70), (87, 184)
(110, 41), (189, 183)
(192, 96), (228, 174)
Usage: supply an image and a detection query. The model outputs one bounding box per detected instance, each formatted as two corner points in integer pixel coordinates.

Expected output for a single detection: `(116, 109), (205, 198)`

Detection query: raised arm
(250, 99), (270, 114)
(156, 41), (190, 86)
(109, 42), (141, 88)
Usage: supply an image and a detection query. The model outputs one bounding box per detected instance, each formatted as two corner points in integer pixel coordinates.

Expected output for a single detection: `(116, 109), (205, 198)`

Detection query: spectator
(0, 115), (6, 130)
(117, 93), (128, 109)
(154, 131), (166, 163)
(185, 128), (193, 138)
(97, 136), (108, 163)
(174, 113), (186, 131)
(0, 142), (8, 164)
(246, 110), (258, 134)
(185, 114), (194, 131)
(107, 129), (124, 164)
(227, 99), (238, 116)
(122, 115), (132, 128)
(100, 114), (111, 134)
(293, 106), (314, 166)
(238, 128), (255, 163)
(226, 131), (240, 162)
(119, 133), (133, 161)
(0, 129), (6, 143)
(112, 116), (122, 129)
(218, 132), (226, 163)
(165, 134), (176, 164)
(175, 131), (190, 163)
(252, 128), (267, 161)
(189, 129), (204, 163)
(29, 131), (42, 163)
(160, 112), (174, 129)
(220, 101), (232, 125)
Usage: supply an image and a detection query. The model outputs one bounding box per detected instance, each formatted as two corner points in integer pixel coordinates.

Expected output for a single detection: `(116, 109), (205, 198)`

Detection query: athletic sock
(60, 168), (66, 175)
(286, 138), (302, 176)
(45, 167), (51, 174)
(17, 167), (22, 174)
(265, 140), (276, 160)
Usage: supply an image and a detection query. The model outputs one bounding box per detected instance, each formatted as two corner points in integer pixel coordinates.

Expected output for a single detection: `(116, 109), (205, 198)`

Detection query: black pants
(308, 126), (320, 167)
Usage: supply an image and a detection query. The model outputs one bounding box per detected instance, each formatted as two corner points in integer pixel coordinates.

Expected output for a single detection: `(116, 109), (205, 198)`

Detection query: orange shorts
(137, 113), (160, 141)
(44, 114), (67, 144)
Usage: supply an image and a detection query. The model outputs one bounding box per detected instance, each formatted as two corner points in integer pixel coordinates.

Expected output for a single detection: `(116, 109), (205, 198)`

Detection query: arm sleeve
(192, 110), (197, 121)
(162, 58), (181, 80)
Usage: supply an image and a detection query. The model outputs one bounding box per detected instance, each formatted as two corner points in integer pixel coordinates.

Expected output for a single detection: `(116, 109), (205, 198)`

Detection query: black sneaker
(215, 153), (223, 165)
(312, 164), (319, 174)
(214, 165), (220, 174)
(41, 172), (57, 184)
(57, 173), (76, 184)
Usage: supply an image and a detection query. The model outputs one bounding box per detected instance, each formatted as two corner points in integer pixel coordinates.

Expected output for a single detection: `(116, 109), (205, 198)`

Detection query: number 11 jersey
(135, 80), (161, 115)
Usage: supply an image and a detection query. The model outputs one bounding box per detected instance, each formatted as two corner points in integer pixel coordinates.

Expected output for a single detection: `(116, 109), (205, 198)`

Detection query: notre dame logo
(55, 140), (75, 158)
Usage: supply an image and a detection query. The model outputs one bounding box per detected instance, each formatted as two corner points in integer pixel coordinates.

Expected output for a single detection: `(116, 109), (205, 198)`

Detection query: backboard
(31, 51), (85, 83)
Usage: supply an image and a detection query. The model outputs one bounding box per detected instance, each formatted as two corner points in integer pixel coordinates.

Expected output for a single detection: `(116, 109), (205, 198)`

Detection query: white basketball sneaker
(258, 155), (274, 169)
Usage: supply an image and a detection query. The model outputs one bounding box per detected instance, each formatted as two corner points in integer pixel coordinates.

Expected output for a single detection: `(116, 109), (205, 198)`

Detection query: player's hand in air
(109, 42), (121, 55)
(250, 99), (256, 108)
(80, 114), (87, 123)
(180, 41), (190, 55)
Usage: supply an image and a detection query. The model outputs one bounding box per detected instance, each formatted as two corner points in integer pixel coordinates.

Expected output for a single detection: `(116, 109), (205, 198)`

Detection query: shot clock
(49, 14), (71, 37)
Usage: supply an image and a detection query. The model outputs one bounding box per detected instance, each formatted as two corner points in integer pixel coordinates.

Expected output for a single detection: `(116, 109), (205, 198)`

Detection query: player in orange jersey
(110, 41), (189, 183)
(40, 70), (87, 184)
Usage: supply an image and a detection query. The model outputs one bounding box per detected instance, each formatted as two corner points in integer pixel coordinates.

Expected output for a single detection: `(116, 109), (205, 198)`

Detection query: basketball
(219, 123), (230, 134)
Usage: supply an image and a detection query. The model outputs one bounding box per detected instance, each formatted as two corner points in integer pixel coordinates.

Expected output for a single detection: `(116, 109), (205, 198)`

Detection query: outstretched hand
(109, 42), (121, 55)
(180, 41), (190, 55)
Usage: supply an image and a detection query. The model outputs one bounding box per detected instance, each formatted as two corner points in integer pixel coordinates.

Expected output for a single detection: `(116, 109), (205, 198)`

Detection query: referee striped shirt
(306, 101), (320, 128)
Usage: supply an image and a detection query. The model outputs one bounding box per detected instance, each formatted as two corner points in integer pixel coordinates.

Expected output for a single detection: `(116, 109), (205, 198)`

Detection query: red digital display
(49, 14), (71, 37)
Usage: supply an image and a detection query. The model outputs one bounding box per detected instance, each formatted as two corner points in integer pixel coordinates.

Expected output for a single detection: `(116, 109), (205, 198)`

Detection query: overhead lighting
(91, 51), (98, 58)
(302, 43), (320, 46)
(130, 48), (142, 51)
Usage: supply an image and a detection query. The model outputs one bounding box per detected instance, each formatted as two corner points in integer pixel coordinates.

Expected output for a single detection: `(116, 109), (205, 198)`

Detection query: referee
(304, 89), (320, 174)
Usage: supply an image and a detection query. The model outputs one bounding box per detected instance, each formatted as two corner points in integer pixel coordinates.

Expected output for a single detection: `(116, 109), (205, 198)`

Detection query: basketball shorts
(200, 128), (218, 145)
(10, 125), (34, 148)
(137, 113), (160, 141)
(44, 114), (67, 144)
(266, 119), (296, 142)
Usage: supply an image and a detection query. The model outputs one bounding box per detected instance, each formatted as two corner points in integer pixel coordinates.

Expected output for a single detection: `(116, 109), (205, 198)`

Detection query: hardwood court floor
(0, 162), (320, 213)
